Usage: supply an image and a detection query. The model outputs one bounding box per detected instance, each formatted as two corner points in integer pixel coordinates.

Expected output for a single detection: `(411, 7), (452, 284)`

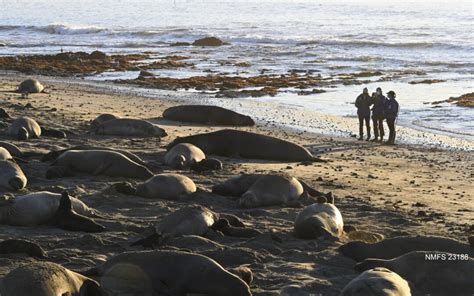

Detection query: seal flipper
(55, 192), (106, 233)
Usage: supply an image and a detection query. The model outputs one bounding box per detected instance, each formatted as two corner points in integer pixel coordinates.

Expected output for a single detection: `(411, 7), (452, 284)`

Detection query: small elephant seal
(47, 150), (153, 179)
(134, 173), (196, 200)
(55, 192), (106, 233)
(90, 113), (120, 130)
(167, 129), (320, 162)
(6, 116), (41, 140)
(339, 235), (474, 262)
(191, 157), (223, 172)
(341, 267), (411, 296)
(164, 143), (205, 168)
(17, 78), (44, 93)
(0, 160), (27, 191)
(0, 191), (96, 226)
(0, 141), (23, 157)
(294, 197), (344, 239)
(40, 127), (67, 138)
(0, 147), (13, 160)
(0, 108), (12, 120)
(83, 250), (251, 296)
(92, 118), (167, 137)
(0, 239), (47, 258)
(355, 251), (474, 296)
(163, 105), (255, 126)
(1, 261), (103, 296)
(42, 145), (146, 165)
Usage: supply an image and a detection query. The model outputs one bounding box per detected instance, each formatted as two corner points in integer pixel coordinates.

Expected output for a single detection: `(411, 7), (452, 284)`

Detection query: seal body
(341, 267), (411, 296)
(167, 129), (314, 161)
(0, 239), (47, 258)
(240, 174), (303, 208)
(164, 143), (205, 168)
(90, 113), (120, 130)
(18, 78), (44, 93)
(88, 250), (251, 296)
(0, 261), (102, 296)
(6, 116), (41, 140)
(92, 118), (166, 137)
(0, 191), (95, 226)
(339, 235), (474, 262)
(355, 251), (474, 296)
(47, 150), (153, 179)
(0, 142), (23, 157)
(136, 173), (196, 200)
(163, 105), (255, 126)
(0, 147), (12, 160)
(212, 174), (261, 197)
(294, 202), (344, 239)
(0, 160), (27, 191)
(156, 205), (218, 239)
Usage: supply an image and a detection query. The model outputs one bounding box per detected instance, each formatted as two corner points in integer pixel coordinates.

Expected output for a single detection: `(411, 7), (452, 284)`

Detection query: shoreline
(0, 75), (472, 295)
(2, 72), (472, 151)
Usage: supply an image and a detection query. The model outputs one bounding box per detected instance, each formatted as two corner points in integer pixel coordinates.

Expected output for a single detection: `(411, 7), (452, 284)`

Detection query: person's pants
(386, 118), (396, 143)
(358, 115), (370, 138)
(372, 117), (384, 139)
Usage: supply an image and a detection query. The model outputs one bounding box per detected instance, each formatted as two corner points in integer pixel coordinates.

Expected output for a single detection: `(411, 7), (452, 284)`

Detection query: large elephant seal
(46, 150), (153, 179)
(0, 147), (12, 160)
(339, 235), (474, 262)
(341, 267), (411, 296)
(92, 118), (167, 137)
(90, 113), (120, 130)
(42, 145), (146, 165)
(84, 250), (251, 296)
(294, 198), (344, 239)
(6, 116), (41, 140)
(0, 160), (27, 191)
(212, 173), (321, 198)
(0, 239), (47, 258)
(0, 191), (96, 226)
(135, 173), (196, 200)
(17, 78), (44, 93)
(55, 192), (106, 232)
(355, 251), (474, 296)
(164, 143), (205, 168)
(1, 261), (103, 296)
(167, 129), (319, 162)
(163, 105), (255, 126)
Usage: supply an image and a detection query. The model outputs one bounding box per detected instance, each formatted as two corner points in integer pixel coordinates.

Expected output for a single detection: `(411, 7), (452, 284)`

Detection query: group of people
(355, 87), (399, 144)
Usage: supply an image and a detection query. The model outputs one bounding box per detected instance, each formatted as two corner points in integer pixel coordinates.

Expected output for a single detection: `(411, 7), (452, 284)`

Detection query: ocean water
(0, 0), (473, 141)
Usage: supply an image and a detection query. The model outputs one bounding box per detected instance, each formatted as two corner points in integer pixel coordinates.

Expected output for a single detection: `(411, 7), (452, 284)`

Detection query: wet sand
(0, 75), (472, 295)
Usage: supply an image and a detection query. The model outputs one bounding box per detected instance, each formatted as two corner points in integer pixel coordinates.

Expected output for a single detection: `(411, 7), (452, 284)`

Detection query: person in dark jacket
(371, 87), (387, 142)
(384, 90), (399, 145)
(355, 87), (372, 140)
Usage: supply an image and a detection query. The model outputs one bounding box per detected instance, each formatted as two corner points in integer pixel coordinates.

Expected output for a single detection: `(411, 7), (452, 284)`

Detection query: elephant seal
(191, 158), (223, 172)
(339, 235), (474, 262)
(17, 78), (44, 93)
(164, 143), (205, 168)
(40, 127), (67, 138)
(46, 150), (153, 179)
(55, 192), (106, 232)
(0, 141), (23, 157)
(0, 239), (47, 258)
(1, 261), (103, 296)
(341, 267), (411, 296)
(0, 108), (12, 120)
(42, 145), (146, 166)
(6, 116), (41, 140)
(0, 191), (96, 226)
(0, 147), (12, 160)
(355, 251), (474, 296)
(92, 118), (167, 137)
(167, 129), (320, 162)
(294, 198), (344, 239)
(90, 113), (120, 130)
(84, 250), (251, 296)
(0, 160), (27, 191)
(134, 173), (196, 200)
(212, 173), (321, 199)
(163, 105), (255, 126)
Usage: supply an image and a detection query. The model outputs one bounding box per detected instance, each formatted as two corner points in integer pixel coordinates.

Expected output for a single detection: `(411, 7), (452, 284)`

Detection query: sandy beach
(0, 74), (472, 295)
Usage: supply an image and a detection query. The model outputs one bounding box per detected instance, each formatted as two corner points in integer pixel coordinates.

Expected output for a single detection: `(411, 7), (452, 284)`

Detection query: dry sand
(0, 75), (472, 295)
